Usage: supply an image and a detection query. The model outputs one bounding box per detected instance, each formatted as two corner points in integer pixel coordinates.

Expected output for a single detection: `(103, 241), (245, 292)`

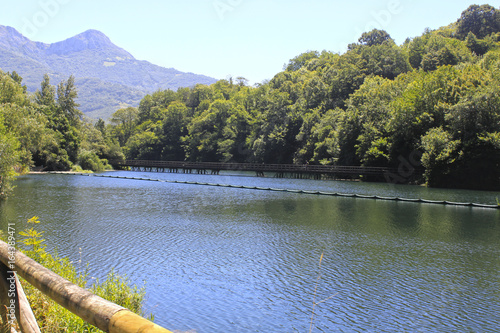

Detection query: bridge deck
(112, 160), (398, 177)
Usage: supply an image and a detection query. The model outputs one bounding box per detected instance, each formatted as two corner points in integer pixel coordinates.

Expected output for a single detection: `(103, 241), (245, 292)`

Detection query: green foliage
(57, 75), (82, 126)
(465, 32), (491, 55)
(78, 150), (107, 172)
(357, 29), (394, 47)
(102, 7), (500, 190)
(185, 99), (249, 162)
(2, 3), (498, 190)
(420, 127), (460, 186)
(35, 74), (56, 110)
(456, 4), (500, 40)
(0, 69), (124, 190)
(285, 51), (320, 72)
(0, 117), (20, 198)
(125, 127), (161, 160)
(71, 164), (93, 173)
(19, 216), (46, 253)
(421, 46), (458, 71)
(110, 107), (139, 146)
(407, 33), (473, 70)
(91, 270), (146, 316)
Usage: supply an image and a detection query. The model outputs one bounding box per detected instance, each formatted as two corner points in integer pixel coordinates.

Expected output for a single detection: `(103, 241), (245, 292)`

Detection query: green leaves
(358, 29), (395, 47)
(0, 109), (21, 198)
(110, 107), (139, 146)
(57, 75), (82, 127)
(19, 216), (46, 253)
(100, 5), (500, 190)
(284, 51), (320, 72)
(456, 4), (500, 40)
(421, 128), (460, 177)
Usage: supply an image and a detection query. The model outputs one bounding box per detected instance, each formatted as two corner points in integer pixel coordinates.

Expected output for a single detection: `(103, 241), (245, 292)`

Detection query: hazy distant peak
(0, 25), (20, 38)
(0, 24), (46, 56)
(79, 29), (108, 38)
(46, 28), (134, 58)
(73, 29), (114, 48)
(0, 25), (29, 47)
(0, 24), (216, 118)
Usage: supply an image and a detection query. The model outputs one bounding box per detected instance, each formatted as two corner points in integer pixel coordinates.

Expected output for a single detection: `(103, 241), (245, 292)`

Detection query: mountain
(0, 25), (217, 119)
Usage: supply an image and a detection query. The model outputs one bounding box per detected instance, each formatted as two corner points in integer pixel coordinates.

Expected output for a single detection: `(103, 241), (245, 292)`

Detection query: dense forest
(1, 4), (500, 196)
(0, 72), (123, 197)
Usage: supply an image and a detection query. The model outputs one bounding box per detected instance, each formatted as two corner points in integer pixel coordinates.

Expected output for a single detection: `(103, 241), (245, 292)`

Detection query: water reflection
(0, 173), (499, 332)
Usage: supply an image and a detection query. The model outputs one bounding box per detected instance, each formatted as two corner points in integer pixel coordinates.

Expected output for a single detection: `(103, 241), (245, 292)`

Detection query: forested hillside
(0, 72), (122, 197)
(108, 5), (500, 190)
(1, 4), (499, 195)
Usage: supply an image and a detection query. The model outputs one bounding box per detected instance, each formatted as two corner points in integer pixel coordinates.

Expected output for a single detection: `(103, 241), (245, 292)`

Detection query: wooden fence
(0, 240), (172, 333)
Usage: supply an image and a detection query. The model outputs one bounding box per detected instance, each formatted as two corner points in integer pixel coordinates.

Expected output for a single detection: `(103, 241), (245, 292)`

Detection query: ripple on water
(2, 173), (499, 332)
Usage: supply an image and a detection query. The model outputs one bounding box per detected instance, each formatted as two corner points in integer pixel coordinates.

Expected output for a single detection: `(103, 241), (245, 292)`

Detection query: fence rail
(0, 240), (172, 333)
(111, 160), (399, 177)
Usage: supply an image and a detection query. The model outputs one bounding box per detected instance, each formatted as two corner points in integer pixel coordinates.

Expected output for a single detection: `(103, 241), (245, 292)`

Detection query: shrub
(78, 150), (106, 172)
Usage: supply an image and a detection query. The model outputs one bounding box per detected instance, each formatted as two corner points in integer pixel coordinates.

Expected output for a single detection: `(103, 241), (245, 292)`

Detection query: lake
(1, 171), (499, 332)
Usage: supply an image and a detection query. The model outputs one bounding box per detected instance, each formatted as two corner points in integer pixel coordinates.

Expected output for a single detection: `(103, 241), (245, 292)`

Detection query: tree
(303, 76), (328, 110)
(9, 71), (26, 92)
(249, 90), (300, 164)
(359, 43), (411, 79)
(160, 101), (190, 161)
(307, 108), (360, 166)
(185, 99), (236, 162)
(421, 47), (458, 71)
(285, 51), (320, 72)
(448, 86), (500, 143)
(57, 75), (82, 126)
(125, 130), (161, 160)
(35, 74), (57, 111)
(408, 36), (428, 69)
(358, 29), (394, 47)
(187, 84), (213, 110)
(465, 32), (490, 56)
(100, 8), (499, 190)
(110, 107), (139, 146)
(0, 71), (26, 105)
(236, 77), (249, 87)
(323, 53), (365, 109)
(95, 118), (106, 135)
(0, 113), (20, 198)
(137, 89), (179, 122)
(456, 4), (500, 39)
(420, 127), (460, 186)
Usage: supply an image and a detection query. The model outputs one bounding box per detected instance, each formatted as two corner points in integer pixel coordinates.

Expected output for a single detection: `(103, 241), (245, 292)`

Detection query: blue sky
(1, 0), (499, 84)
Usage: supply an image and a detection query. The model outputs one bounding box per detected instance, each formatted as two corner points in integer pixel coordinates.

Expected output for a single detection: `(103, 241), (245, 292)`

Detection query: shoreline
(28, 171), (94, 175)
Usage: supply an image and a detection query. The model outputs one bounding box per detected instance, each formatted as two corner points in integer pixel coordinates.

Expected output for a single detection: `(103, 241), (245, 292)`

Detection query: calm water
(1, 172), (499, 332)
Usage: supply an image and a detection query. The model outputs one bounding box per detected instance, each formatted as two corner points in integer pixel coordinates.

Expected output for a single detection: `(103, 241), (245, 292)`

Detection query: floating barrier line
(46, 172), (500, 210)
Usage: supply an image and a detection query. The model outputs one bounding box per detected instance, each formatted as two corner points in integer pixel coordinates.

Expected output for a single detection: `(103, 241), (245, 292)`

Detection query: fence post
(0, 262), (40, 332)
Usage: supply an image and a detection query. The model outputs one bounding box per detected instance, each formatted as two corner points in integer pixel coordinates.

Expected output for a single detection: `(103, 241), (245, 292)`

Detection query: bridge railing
(111, 160), (399, 176)
(0, 240), (173, 333)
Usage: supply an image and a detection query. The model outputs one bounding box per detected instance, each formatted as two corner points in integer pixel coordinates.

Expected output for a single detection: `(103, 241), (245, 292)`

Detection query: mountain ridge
(45, 29), (134, 58)
(0, 25), (217, 118)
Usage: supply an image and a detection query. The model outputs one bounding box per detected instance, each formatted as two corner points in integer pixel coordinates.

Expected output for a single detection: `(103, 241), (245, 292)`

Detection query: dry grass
(309, 251), (338, 333)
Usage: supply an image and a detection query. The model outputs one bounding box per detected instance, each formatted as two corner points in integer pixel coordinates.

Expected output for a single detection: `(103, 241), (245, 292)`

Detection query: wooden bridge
(0, 240), (172, 333)
(111, 160), (399, 180)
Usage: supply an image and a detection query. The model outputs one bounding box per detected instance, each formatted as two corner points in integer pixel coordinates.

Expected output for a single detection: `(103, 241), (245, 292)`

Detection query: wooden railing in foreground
(0, 240), (173, 333)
